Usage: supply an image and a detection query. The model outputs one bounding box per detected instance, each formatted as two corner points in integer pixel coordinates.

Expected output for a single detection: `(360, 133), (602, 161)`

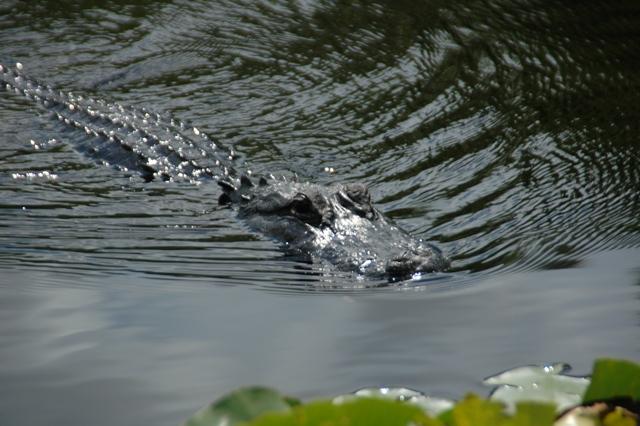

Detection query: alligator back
(1, 62), (236, 182)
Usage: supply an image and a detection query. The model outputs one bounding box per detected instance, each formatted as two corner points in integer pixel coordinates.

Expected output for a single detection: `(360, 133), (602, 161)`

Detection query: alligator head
(218, 175), (450, 280)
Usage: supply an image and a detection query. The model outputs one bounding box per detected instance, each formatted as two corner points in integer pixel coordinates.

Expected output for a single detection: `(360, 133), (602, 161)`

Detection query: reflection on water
(0, 250), (638, 426)
(0, 0), (639, 424)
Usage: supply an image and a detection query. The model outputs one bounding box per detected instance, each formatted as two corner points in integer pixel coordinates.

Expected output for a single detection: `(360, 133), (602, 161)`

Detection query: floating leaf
(246, 397), (443, 426)
(333, 387), (454, 417)
(184, 386), (299, 426)
(451, 395), (555, 426)
(484, 363), (589, 412)
(584, 359), (640, 402)
(183, 358), (639, 426)
(451, 394), (508, 426)
(508, 402), (556, 426)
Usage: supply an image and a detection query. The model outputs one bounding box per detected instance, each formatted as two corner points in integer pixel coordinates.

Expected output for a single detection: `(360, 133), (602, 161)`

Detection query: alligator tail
(0, 62), (236, 182)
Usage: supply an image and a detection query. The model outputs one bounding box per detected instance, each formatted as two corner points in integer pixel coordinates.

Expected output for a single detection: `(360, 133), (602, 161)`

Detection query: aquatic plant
(185, 358), (639, 426)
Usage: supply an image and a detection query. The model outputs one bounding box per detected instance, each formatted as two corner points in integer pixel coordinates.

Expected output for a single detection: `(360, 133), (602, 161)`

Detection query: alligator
(1, 62), (450, 281)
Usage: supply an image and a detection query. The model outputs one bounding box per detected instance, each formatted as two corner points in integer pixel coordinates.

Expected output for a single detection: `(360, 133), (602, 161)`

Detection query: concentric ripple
(1, 0), (639, 290)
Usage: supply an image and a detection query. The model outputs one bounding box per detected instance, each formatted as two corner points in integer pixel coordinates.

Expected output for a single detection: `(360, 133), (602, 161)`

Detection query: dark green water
(0, 1), (639, 425)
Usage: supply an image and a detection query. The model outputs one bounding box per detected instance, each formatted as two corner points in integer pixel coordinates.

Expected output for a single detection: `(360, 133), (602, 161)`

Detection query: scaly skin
(1, 62), (450, 280)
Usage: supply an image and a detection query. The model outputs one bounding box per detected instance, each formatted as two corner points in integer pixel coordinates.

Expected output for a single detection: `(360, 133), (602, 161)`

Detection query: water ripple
(1, 0), (639, 291)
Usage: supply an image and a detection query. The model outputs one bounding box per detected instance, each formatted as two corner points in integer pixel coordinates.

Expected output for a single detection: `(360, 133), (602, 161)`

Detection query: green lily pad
(483, 363), (589, 412)
(246, 397), (443, 426)
(333, 387), (454, 417)
(583, 358), (640, 402)
(182, 358), (639, 426)
(508, 402), (557, 426)
(450, 394), (556, 426)
(450, 394), (506, 425)
(184, 386), (299, 426)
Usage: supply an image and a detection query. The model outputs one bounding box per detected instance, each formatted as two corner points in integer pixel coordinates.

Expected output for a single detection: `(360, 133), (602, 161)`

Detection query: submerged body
(1, 62), (449, 280)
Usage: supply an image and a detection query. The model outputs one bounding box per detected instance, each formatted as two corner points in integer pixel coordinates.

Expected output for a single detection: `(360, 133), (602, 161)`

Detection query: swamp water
(0, 1), (639, 425)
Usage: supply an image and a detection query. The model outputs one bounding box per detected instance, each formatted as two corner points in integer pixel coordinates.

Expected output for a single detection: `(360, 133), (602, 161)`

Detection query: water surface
(0, 0), (639, 425)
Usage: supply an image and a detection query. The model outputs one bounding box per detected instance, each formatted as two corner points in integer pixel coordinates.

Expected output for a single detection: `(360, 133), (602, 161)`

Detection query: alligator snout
(385, 247), (450, 278)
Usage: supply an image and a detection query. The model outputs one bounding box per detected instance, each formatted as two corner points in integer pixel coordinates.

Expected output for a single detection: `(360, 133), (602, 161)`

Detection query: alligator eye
(290, 193), (313, 215)
(290, 193), (323, 226)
